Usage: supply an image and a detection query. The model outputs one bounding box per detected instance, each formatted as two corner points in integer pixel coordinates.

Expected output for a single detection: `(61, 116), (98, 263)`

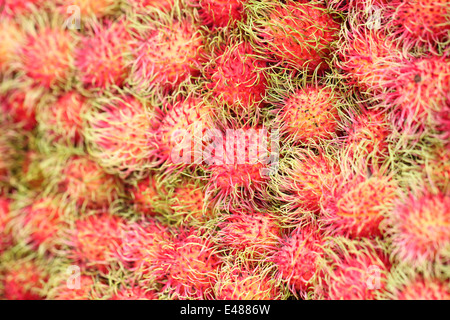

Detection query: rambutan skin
(0, 197), (13, 254)
(197, 0), (247, 28)
(388, 190), (450, 267)
(19, 28), (76, 89)
(1, 90), (38, 131)
(0, 19), (25, 72)
(111, 286), (158, 300)
(255, 0), (341, 72)
(393, 277), (450, 300)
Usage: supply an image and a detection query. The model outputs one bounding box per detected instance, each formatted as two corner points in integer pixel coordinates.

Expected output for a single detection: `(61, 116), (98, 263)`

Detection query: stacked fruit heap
(0, 0), (449, 300)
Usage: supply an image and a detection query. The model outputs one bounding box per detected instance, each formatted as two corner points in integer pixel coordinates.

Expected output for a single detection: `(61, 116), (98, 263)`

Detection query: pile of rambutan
(0, 0), (448, 301)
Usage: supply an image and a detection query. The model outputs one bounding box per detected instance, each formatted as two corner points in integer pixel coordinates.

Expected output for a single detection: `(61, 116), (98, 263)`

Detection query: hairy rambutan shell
(131, 18), (204, 91)
(70, 213), (126, 274)
(38, 91), (88, 146)
(273, 224), (325, 298)
(153, 230), (222, 299)
(75, 20), (133, 90)
(205, 41), (267, 113)
(392, 276), (450, 300)
(157, 97), (215, 166)
(337, 27), (401, 94)
(276, 85), (340, 144)
(1, 259), (48, 300)
(389, 0), (449, 50)
(197, 0), (247, 28)
(388, 190), (450, 267)
(56, 0), (120, 19)
(217, 209), (281, 258)
(214, 260), (283, 300)
(49, 274), (104, 300)
(59, 156), (124, 209)
(386, 56), (450, 132)
(424, 145), (450, 193)
(128, 175), (171, 216)
(111, 285), (158, 300)
(321, 173), (397, 239)
(1, 89), (38, 131)
(0, 197), (13, 254)
(274, 150), (340, 213)
(127, 0), (174, 11)
(19, 28), (75, 88)
(254, 0), (340, 72)
(0, 19), (25, 72)
(1, 0), (45, 17)
(85, 95), (160, 179)
(320, 238), (390, 300)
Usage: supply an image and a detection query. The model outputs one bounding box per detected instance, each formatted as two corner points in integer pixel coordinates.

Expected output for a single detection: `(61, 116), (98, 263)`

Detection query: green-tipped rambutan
(128, 174), (171, 216)
(273, 223), (325, 298)
(0, 19), (25, 73)
(247, 0), (341, 72)
(0, 197), (13, 254)
(1, 88), (38, 131)
(55, 0), (120, 20)
(126, 0), (174, 12)
(388, 188), (450, 268)
(48, 274), (105, 300)
(196, 0), (247, 28)
(111, 285), (158, 300)
(1, 0), (46, 17)
(84, 95), (161, 179)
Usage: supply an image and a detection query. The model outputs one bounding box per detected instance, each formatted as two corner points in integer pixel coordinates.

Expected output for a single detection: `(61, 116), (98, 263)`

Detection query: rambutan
(320, 238), (390, 300)
(152, 229), (222, 299)
(20, 196), (67, 251)
(249, 0), (340, 72)
(59, 155), (124, 209)
(56, 0), (120, 19)
(38, 91), (88, 146)
(0, 19), (25, 72)
(1, 258), (48, 300)
(273, 224), (325, 298)
(19, 27), (76, 89)
(273, 150), (340, 214)
(388, 0), (449, 50)
(1, 0), (45, 17)
(424, 144), (450, 193)
(126, 0), (174, 12)
(111, 285), (158, 300)
(84, 95), (160, 179)
(274, 85), (341, 144)
(156, 97), (215, 166)
(321, 171), (397, 239)
(389, 275), (450, 300)
(214, 259), (283, 300)
(128, 174), (171, 216)
(388, 189), (450, 267)
(75, 20), (133, 90)
(49, 274), (104, 300)
(197, 0), (247, 28)
(336, 26), (401, 94)
(385, 55), (450, 132)
(204, 40), (268, 114)
(17, 149), (46, 190)
(216, 209), (281, 258)
(0, 197), (13, 254)
(69, 213), (126, 274)
(1, 89), (38, 131)
(130, 17), (204, 92)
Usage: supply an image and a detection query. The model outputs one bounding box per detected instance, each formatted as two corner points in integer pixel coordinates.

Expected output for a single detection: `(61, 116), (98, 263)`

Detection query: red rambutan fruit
(56, 0), (120, 19)
(1, 0), (45, 17)
(50, 274), (104, 300)
(157, 97), (215, 166)
(0, 19), (25, 72)
(392, 276), (450, 300)
(85, 95), (160, 179)
(386, 55), (450, 132)
(38, 91), (88, 146)
(1, 259), (48, 300)
(274, 85), (341, 144)
(273, 224), (325, 298)
(320, 238), (390, 300)
(59, 155), (124, 209)
(197, 0), (247, 28)
(19, 27), (75, 88)
(388, 189), (450, 267)
(153, 229), (222, 299)
(251, 0), (340, 72)
(388, 0), (449, 50)
(75, 20), (133, 90)
(337, 26), (402, 94)
(128, 174), (171, 216)
(69, 213), (126, 274)
(216, 209), (281, 258)
(214, 259), (283, 300)
(126, 0), (174, 12)
(111, 285), (158, 300)
(130, 17), (204, 92)
(0, 197), (13, 254)
(274, 150), (340, 214)
(204, 40), (268, 114)
(321, 171), (397, 239)
(1, 89), (38, 131)
(424, 144), (450, 193)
